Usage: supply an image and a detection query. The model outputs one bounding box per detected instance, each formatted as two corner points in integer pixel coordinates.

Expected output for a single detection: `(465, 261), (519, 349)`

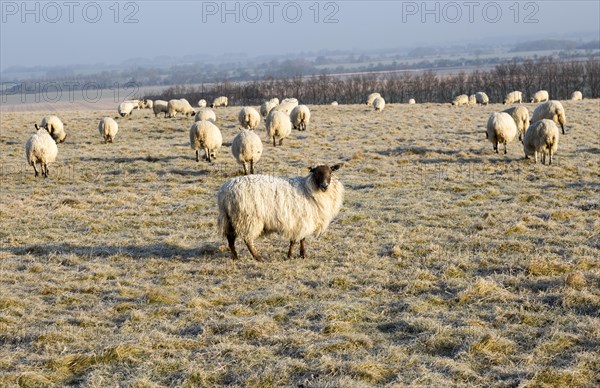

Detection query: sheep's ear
(331, 163), (343, 171)
(308, 165), (317, 172)
(34, 124), (39, 130)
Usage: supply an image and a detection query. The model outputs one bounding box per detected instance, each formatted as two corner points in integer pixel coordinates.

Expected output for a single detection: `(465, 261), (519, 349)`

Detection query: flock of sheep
(24, 88), (583, 259)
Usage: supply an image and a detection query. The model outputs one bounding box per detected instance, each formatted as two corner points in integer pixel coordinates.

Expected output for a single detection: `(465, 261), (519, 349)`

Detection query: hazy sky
(1, 0), (599, 70)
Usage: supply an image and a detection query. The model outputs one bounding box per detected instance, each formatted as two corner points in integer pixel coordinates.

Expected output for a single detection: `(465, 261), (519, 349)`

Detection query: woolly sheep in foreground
(452, 94), (469, 106)
(189, 121), (222, 163)
(486, 112), (518, 154)
(531, 100), (566, 134)
(260, 100), (277, 118)
(211, 96), (228, 108)
(231, 130), (263, 175)
(503, 91), (523, 104)
(408, 98), (416, 105)
(118, 101), (135, 118)
(290, 105), (311, 131)
(25, 124), (58, 178)
(502, 106), (530, 141)
(217, 163), (344, 260)
(198, 99), (207, 108)
(530, 90), (549, 103)
(523, 119), (559, 165)
(366, 93), (381, 106)
(195, 107), (217, 123)
(373, 96), (385, 111)
(476, 92), (489, 105)
(571, 91), (583, 101)
(468, 94), (477, 106)
(98, 117), (119, 143)
(153, 100), (168, 118)
(40, 115), (66, 143)
(266, 110), (292, 147)
(238, 107), (261, 130)
(167, 99), (195, 117)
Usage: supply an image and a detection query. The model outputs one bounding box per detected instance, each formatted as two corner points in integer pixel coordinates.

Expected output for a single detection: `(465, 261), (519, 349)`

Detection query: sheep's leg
(249, 160), (254, 175)
(227, 233), (238, 260)
(244, 240), (262, 261)
(494, 141), (498, 154)
(31, 162), (39, 177)
(541, 152), (546, 165)
(299, 239), (306, 259)
(287, 241), (295, 260)
(42, 163), (48, 178)
(279, 138), (284, 146)
(534, 152), (538, 164)
(504, 142), (507, 155)
(242, 162), (248, 175)
(195, 150), (200, 162)
(205, 148), (211, 163)
(272, 137), (276, 147)
(548, 149), (552, 165)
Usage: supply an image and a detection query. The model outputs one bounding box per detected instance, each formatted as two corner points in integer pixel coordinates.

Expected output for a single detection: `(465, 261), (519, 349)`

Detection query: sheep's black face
(310, 164), (342, 192)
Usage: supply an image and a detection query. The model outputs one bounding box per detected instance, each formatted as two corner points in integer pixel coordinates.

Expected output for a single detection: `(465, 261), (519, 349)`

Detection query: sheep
(153, 100), (169, 118)
(40, 115), (66, 143)
(476, 92), (489, 105)
(231, 130), (263, 175)
(195, 107), (217, 123)
(530, 90), (549, 103)
(198, 99), (207, 108)
(266, 110), (292, 147)
(238, 107), (261, 130)
(373, 96), (385, 112)
(98, 117), (119, 143)
(366, 93), (381, 106)
(531, 100), (566, 134)
(486, 112), (518, 154)
(271, 102), (297, 116)
(189, 121), (222, 163)
(260, 100), (277, 118)
(118, 101), (135, 118)
(167, 98), (196, 117)
(281, 98), (298, 106)
(523, 119), (559, 165)
(468, 94), (477, 106)
(452, 94), (469, 106)
(25, 124), (58, 178)
(503, 91), (523, 104)
(290, 105), (311, 131)
(571, 91), (583, 101)
(123, 99), (141, 109)
(502, 106), (530, 141)
(269, 97), (280, 105)
(408, 98), (416, 105)
(140, 99), (153, 109)
(217, 163), (344, 261)
(331, 101), (339, 106)
(211, 96), (228, 108)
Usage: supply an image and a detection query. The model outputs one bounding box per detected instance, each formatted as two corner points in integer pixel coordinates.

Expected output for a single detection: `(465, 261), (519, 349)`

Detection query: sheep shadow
(79, 155), (183, 164)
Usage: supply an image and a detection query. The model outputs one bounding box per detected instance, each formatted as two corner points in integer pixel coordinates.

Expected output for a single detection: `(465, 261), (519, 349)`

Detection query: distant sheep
(476, 92), (489, 105)
(198, 99), (207, 108)
(503, 91), (523, 104)
(25, 124), (58, 178)
(124, 99), (141, 109)
(452, 94), (469, 106)
(523, 119), (559, 165)
(530, 90), (549, 103)
(40, 115), (66, 143)
(189, 121), (222, 163)
(167, 99), (195, 117)
(502, 106), (530, 141)
(468, 94), (477, 106)
(373, 96), (385, 111)
(366, 93), (381, 106)
(217, 164), (344, 260)
(195, 108), (217, 123)
(118, 101), (135, 118)
(331, 101), (339, 106)
(260, 100), (278, 118)
(531, 100), (566, 134)
(266, 110), (292, 147)
(570, 91), (583, 101)
(231, 130), (263, 175)
(211, 96), (228, 108)
(238, 107), (261, 130)
(281, 98), (298, 105)
(153, 100), (169, 118)
(139, 99), (153, 109)
(98, 117), (119, 143)
(290, 105), (311, 131)
(408, 98), (416, 105)
(486, 112), (518, 154)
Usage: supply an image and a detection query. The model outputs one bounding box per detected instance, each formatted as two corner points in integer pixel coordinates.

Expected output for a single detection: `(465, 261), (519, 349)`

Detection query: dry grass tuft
(458, 278), (513, 304)
(564, 271), (587, 289)
(528, 259), (571, 276)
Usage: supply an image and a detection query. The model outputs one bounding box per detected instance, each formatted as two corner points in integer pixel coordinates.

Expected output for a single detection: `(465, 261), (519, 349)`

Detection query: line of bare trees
(145, 57), (599, 106)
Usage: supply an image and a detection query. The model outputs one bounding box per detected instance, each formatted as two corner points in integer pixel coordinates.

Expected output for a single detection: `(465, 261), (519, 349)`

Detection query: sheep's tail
(217, 197), (231, 238)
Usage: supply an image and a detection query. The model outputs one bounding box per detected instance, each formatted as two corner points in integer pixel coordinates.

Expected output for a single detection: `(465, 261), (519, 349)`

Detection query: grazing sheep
(40, 115), (66, 143)
(238, 107), (261, 130)
(486, 112), (518, 154)
(530, 90), (549, 103)
(452, 94), (469, 106)
(373, 96), (385, 112)
(231, 130), (263, 175)
(195, 107), (217, 123)
(260, 100), (277, 118)
(271, 102), (297, 116)
(211, 96), (228, 108)
(124, 99), (141, 109)
(571, 91), (583, 101)
(167, 99), (196, 117)
(290, 105), (311, 131)
(198, 99), (207, 108)
(118, 101), (135, 118)
(25, 124), (58, 178)
(408, 98), (416, 105)
(331, 101), (339, 106)
(523, 119), (559, 165)
(503, 91), (523, 104)
(140, 99), (153, 109)
(366, 93), (381, 106)
(281, 98), (298, 106)
(153, 100), (169, 118)
(98, 117), (119, 143)
(189, 121), (222, 163)
(468, 94), (477, 106)
(266, 110), (292, 147)
(531, 100), (566, 134)
(476, 92), (489, 105)
(217, 163), (344, 261)
(502, 106), (530, 141)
